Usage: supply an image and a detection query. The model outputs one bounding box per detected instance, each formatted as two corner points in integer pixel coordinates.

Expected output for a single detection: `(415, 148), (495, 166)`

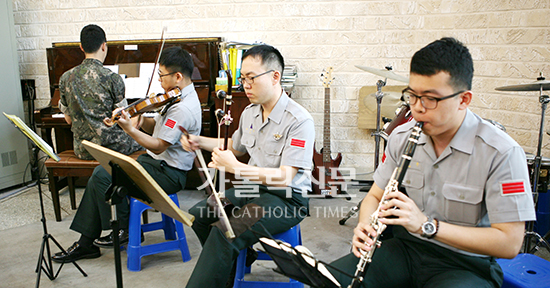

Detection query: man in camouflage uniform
(58, 24), (142, 159)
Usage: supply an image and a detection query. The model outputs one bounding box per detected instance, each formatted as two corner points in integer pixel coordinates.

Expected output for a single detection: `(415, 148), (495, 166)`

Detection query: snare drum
(525, 152), (550, 188)
(526, 153), (550, 236)
(381, 104), (413, 141)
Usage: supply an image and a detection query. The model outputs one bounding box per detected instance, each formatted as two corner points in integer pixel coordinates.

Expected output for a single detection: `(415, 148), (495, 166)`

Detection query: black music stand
(250, 226), (353, 288)
(3, 112), (87, 288)
(82, 140), (194, 287)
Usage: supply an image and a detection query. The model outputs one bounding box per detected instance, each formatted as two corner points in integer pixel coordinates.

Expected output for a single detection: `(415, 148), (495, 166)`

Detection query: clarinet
(348, 121), (423, 288)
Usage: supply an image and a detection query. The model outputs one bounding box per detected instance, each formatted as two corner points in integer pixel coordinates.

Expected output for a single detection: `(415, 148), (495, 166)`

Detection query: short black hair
(410, 37), (474, 91)
(159, 46), (194, 79)
(242, 44), (285, 76)
(80, 24), (106, 53)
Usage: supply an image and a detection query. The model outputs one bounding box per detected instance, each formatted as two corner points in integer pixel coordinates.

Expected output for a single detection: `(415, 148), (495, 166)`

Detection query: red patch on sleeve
(501, 181), (525, 195)
(165, 119), (176, 129)
(290, 138), (306, 148)
(381, 153), (386, 163)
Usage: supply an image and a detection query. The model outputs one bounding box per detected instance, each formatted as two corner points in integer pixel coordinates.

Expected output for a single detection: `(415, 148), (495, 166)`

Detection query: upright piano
(35, 37), (222, 188)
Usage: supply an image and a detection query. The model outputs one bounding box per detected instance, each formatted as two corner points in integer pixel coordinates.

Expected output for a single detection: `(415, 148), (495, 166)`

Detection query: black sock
(78, 235), (95, 249)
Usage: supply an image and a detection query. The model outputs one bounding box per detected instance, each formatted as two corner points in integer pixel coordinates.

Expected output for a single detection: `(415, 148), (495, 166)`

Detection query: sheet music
(123, 63), (164, 99)
(3, 112), (60, 161)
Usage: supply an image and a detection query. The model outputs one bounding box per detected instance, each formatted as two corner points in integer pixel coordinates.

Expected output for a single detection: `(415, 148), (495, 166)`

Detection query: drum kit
(341, 66), (550, 254)
(496, 74), (550, 254)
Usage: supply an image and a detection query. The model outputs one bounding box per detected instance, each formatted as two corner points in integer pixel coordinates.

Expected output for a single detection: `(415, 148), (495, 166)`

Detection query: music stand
(250, 226), (353, 288)
(81, 140), (194, 287)
(3, 112), (87, 288)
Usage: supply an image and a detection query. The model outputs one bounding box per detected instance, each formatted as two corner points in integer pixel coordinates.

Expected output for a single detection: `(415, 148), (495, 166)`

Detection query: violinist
(52, 46), (202, 263)
(58, 24), (142, 160)
(181, 44), (315, 287)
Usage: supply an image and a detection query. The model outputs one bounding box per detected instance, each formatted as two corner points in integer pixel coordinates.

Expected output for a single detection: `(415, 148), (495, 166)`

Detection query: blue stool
(234, 224), (304, 288)
(127, 194), (191, 271)
(497, 253), (550, 288)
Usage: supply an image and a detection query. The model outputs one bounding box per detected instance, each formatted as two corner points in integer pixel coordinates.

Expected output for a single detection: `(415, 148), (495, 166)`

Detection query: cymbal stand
(340, 78), (386, 225)
(523, 90), (550, 254)
(372, 79), (387, 170)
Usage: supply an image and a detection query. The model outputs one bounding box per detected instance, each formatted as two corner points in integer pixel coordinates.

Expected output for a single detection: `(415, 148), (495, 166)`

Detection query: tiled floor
(1, 181), (549, 287)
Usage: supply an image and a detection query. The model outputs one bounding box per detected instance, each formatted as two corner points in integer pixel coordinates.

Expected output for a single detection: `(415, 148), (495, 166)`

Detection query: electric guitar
(312, 67), (347, 197)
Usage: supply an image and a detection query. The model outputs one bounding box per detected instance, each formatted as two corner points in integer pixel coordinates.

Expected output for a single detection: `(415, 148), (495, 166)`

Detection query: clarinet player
(329, 37), (536, 287)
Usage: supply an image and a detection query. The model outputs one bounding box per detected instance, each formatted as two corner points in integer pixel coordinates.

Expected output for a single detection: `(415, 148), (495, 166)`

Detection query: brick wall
(12, 0), (550, 172)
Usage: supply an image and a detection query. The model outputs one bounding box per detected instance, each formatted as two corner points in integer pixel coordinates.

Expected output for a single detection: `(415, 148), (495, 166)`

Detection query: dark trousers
(328, 226), (503, 288)
(70, 154), (188, 239)
(186, 185), (308, 288)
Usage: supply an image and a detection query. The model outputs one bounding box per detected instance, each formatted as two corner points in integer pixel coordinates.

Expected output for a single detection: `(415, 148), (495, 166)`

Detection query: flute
(348, 121), (423, 288)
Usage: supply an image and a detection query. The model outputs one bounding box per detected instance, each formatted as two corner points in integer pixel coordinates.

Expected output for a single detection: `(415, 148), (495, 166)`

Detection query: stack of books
(219, 41), (262, 86)
(282, 65), (297, 95)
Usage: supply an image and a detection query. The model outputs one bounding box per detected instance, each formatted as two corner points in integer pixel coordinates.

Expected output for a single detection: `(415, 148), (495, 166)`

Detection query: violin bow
(145, 27), (167, 98)
(178, 126), (236, 239)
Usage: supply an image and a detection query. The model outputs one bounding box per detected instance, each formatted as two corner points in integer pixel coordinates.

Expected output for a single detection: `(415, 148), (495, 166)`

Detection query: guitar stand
(523, 93), (550, 254)
(31, 145), (87, 287)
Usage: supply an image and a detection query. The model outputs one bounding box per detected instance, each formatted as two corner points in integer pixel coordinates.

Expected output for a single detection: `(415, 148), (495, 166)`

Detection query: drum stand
(523, 93), (550, 254)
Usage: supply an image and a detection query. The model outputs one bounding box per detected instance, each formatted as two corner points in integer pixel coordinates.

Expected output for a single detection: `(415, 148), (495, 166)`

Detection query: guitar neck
(323, 86), (331, 161)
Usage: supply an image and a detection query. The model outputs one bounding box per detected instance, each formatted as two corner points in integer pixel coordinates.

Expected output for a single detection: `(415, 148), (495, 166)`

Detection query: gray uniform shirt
(374, 109), (536, 256)
(232, 91), (315, 193)
(148, 83), (202, 171)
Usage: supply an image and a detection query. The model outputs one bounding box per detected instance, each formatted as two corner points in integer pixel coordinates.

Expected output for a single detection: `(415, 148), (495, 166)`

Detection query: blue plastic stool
(127, 194), (191, 271)
(233, 224), (304, 288)
(497, 253), (550, 288)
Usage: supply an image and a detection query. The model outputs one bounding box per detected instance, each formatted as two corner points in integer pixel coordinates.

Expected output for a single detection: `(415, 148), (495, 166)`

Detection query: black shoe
(52, 242), (100, 263)
(93, 229), (144, 248)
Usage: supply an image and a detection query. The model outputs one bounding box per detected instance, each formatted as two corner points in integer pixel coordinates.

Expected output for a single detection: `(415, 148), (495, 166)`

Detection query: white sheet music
(122, 63), (164, 99)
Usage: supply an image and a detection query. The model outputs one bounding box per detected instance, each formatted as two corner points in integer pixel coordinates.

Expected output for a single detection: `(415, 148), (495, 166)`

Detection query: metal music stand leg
(523, 94), (550, 254)
(105, 162), (153, 288)
(32, 146), (87, 288)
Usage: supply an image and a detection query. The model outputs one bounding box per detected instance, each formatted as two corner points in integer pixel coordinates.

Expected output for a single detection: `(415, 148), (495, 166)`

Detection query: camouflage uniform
(59, 58), (143, 159)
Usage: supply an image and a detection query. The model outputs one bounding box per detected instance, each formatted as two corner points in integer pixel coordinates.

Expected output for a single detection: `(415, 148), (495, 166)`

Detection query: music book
(257, 236), (342, 288)
(3, 112), (60, 161)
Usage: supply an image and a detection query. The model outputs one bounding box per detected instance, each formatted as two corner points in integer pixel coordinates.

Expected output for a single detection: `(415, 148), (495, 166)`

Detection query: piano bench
(44, 150), (145, 222)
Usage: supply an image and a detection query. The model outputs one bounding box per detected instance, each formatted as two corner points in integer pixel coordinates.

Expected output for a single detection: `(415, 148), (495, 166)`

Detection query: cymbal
(495, 79), (550, 92)
(355, 65), (409, 83)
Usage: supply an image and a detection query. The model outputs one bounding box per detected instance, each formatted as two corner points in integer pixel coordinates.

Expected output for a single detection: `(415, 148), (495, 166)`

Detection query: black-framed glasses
(403, 88), (466, 110)
(237, 70), (274, 85)
(158, 71), (177, 79)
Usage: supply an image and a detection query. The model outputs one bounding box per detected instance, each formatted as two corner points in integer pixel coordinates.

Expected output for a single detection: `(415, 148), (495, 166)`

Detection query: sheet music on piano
(105, 63), (164, 99)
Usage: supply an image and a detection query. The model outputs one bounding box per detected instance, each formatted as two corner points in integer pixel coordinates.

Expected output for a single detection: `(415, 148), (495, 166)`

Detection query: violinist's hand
(209, 147), (238, 173)
(116, 110), (133, 133)
(180, 133), (200, 152)
(351, 220), (378, 258)
(103, 107), (123, 127)
(378, 191), (426, 235)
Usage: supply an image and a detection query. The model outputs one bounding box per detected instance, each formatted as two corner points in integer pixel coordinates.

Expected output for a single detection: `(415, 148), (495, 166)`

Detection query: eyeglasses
(403, 88), (465, 110)
(158, 71), (177, 79)
(237, 70), (274, 85)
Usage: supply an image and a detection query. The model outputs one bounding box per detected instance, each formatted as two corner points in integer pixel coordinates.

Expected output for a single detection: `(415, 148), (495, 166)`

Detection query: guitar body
(312, 143), (345, 197)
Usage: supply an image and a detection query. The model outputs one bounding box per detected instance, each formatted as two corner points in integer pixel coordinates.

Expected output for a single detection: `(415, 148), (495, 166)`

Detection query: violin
(103, 87), (181, 127)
